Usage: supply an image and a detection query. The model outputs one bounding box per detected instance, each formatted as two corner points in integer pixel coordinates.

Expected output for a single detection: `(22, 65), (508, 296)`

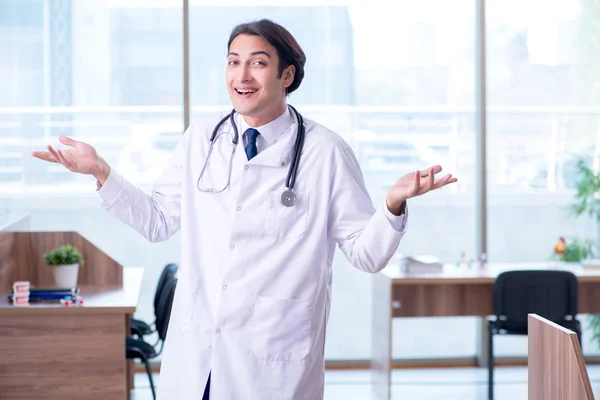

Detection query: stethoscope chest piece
(280, 189), (297, 207)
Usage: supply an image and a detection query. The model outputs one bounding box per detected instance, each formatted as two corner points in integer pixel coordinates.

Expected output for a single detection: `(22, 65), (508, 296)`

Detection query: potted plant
(552, 236), (593, 262)
(44, 244), (84, 288)
(570, 157), (600, 348)
(571, 157), (600, 233)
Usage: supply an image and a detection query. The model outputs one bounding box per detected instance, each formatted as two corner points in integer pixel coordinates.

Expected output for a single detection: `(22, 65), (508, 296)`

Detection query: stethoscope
(197, 104), (305, 207)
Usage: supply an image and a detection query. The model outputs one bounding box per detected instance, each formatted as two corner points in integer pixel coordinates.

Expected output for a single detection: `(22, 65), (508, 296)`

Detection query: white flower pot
(52, 263), (79, 288)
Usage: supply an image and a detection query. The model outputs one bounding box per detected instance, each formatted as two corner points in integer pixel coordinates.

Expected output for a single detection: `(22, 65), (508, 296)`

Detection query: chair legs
(488, 323), (494, 400)
(140, 353), (157, 400)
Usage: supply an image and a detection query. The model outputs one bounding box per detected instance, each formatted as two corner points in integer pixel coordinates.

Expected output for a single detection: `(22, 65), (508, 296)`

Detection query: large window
(0, 0), (184, 332)
(0, 0), (183, 188)
(486, 0), (600, 356)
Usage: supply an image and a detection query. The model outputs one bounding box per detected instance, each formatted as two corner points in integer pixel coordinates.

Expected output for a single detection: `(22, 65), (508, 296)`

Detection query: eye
(228, 60), (238, 66)
(254, 60), (266, 66)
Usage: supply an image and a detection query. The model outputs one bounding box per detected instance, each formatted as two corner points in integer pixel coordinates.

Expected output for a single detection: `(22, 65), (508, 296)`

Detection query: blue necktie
(245, 128), (260, 160)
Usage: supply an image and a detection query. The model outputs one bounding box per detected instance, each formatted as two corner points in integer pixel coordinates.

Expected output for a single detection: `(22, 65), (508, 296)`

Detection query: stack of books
(8, 286), (81, 306)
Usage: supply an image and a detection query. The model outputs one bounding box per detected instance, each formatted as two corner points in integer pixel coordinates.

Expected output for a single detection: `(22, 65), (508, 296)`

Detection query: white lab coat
(98, 109), (408, 400)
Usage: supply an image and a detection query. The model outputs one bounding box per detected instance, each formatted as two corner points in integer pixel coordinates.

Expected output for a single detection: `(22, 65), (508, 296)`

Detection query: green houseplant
(43, 244), (84, 288)
(569, 157), (600, 349)
(570, 157), (600, 222)
(552, 237), (593, 262)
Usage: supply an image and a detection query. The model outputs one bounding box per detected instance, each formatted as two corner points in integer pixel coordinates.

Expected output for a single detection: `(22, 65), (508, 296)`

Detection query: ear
(282, 65), (295, 89)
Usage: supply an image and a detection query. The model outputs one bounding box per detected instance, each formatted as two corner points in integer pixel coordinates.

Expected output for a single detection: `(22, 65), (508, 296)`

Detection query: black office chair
(487, 270), (581, 400)
(127, 275), (177, 400)
(130, 263), (178, 340)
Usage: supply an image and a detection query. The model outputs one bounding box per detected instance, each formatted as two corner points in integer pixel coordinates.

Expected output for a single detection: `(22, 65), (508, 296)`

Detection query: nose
(239, 64), (252, 83)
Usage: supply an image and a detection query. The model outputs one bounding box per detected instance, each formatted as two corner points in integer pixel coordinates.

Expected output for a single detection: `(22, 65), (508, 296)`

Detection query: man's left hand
(386, 165), (457, 215)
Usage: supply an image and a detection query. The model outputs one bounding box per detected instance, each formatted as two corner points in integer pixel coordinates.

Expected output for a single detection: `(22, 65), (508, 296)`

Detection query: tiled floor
(131, 365), (600, 399)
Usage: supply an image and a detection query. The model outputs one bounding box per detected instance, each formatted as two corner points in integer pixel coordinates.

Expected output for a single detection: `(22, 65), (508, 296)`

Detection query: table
(0, 267), (144, 400)
(372, 262), (600, 400)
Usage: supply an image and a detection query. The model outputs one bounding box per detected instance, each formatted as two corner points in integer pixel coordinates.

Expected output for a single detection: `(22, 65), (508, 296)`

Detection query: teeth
(237, 89), (257, 94)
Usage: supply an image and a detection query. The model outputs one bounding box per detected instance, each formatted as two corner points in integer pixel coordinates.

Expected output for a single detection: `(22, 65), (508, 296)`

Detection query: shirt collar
(238, 106), (292, 146)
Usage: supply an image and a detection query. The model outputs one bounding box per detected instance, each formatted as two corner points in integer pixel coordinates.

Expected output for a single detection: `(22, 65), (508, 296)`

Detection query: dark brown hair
(228, 19), (306, 94)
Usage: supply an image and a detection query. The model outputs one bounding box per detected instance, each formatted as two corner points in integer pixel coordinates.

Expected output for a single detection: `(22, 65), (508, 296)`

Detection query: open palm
(31, 136), (103, 175)
(386, 165), (458, 213)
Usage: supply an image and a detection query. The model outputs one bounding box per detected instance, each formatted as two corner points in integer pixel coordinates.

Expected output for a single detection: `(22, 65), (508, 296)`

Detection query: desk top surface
(0, 267), (144, 315)
(382, 262), (600, 284)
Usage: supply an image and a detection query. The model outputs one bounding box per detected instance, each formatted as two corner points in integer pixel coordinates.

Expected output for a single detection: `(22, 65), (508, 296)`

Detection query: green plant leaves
(557, 238), (594, 262)
(43, 244), (84, 267)
(571, 157), (600, 220)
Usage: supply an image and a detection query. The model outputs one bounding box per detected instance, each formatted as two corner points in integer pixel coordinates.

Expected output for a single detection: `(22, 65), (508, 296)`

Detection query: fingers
(32, 140), (81, 171)
(419, 165), (442, 177)
(47, 145), (61, 163)
(419, 166), (458, 189)
(412, 168), (438, 196)
(56, 149), (72, 169)
(433, 174), (450, 188)
(428, 168), (434, 189)
(47, 146), (72, 170)
(433, 174), (458, 188)
(413, 169), (420, 196)
(59, 136), (78, 147)
(31, 151), (58, 163)
(405, 166), (459, 198)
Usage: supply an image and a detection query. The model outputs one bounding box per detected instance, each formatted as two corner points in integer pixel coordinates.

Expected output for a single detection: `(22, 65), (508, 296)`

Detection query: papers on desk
(399, 255), (443, 273)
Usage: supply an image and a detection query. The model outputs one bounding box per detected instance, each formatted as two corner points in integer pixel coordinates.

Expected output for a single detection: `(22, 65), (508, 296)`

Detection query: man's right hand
(31, 136), (111, 185)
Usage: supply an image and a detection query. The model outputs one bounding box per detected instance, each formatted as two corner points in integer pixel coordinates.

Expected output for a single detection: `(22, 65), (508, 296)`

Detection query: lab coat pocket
(265, 190), (309, 239)
(251, 295), (314, 362)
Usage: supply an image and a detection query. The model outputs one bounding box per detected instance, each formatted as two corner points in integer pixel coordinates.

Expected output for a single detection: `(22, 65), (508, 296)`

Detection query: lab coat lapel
(228, 121), (298, 214)
(247, 121), (298, 168)
(229, 134), (249, 201)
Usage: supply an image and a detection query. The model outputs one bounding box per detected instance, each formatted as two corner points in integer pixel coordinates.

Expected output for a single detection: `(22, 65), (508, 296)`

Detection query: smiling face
(226, 34), (295, 127)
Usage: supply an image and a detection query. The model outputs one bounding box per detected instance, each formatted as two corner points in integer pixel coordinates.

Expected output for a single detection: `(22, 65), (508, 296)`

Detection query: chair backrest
(493, 270), (578, 331)
(153, 263), (178, 314)
(155, 275), (177, 342)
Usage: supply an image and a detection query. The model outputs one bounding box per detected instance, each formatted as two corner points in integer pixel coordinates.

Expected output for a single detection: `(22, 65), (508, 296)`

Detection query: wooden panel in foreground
(528, 313), (594, 400)
(1, 231), (123, 290)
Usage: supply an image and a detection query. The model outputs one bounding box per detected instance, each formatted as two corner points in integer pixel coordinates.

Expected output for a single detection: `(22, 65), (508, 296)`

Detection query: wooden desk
(372, 262), (600, 400)
(0, 267), (144, 400)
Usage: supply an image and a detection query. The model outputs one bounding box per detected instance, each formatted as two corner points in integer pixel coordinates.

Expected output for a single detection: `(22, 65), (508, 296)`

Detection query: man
(33, 19), (456, 400)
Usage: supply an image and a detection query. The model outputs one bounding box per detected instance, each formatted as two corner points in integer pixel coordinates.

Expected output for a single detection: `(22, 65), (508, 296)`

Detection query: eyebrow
(227, 50), (272, 58)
